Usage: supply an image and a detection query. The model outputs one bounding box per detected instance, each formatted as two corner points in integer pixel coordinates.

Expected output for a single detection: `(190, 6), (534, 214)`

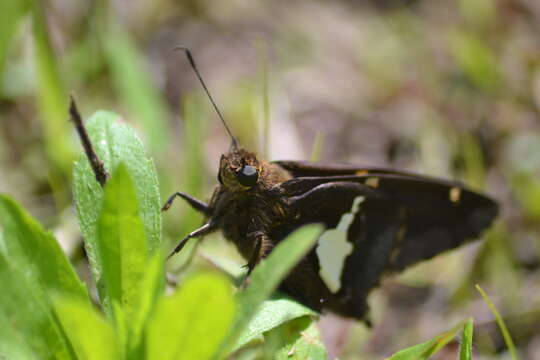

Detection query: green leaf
(73, 110), (161, 287)
(0, 195), (88, 300)
(130, 254), (165, 348)
(476, 285), (519, 360)
(96, 164), (149, 323)
(387, 321), (463, 359)
(221, 224), (322, 356)
(459, 318), (474, 360)
(145, 272), (235, 360)
(270, 317), (327, 360)
(0, 195), (90, 359)
(0, 253), (73, 360)
(233, 296), (316, 352)
(54, 298), (120, 360)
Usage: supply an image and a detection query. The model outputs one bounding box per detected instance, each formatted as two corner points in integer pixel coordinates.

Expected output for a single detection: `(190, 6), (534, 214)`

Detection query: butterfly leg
(167, 221), (217, 259)
(243, 231), (273, 278)
(162, 191), (212, 216)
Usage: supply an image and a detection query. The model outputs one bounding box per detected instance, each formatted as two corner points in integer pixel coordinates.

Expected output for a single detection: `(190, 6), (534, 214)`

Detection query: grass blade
(387, 321), (464, 360)
(459, 318), (474, 360)
(102, 26), (169, 153)
(0, 0), (29, 74)
(476, 284), (519, 360)
(32, 3), (72, 172)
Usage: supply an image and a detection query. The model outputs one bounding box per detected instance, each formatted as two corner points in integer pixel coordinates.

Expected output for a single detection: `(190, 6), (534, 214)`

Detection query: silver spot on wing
(316, 196), (365, 293)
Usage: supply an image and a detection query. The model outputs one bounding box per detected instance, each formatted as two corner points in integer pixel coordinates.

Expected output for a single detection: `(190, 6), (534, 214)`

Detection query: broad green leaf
(221, 224), (322, 356)
(386, 321), (463, 360)
(233, 297), (316, 352)
(0, 253), (73, 360)
(146, 273), (235, 360)
(130, 254), (165, 348)
(54, 298), (119, 360)
(73, 110), (161, 286)
(270, 317), (327, 360)
(476, 285), (519, 360)
(96, 164), (148, 323)
(460, 318), (474, 360)
(0, 195), (88, 301)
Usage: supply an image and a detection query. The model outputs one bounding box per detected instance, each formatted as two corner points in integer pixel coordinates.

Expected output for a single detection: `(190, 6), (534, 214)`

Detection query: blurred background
(1, 0), (540, 358)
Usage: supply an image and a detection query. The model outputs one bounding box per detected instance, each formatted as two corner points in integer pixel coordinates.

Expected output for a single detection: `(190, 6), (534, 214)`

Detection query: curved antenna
(174, 47), (238, 149)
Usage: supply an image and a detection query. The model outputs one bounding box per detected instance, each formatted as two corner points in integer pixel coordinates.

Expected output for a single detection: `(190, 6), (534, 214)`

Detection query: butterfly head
(218, 148), (261, 191)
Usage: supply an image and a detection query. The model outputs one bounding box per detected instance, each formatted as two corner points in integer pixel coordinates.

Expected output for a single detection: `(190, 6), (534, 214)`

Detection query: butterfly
(163, 49), (498, 321)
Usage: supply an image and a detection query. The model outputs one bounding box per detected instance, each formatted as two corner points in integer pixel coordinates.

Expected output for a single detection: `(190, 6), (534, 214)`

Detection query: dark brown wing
(274, 160), (438, 179)
(278, 172), (498, 270)
(272, 171), (498, 319)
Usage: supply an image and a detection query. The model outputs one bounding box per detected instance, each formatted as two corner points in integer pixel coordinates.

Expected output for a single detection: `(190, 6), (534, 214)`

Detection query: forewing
(275, 172), (498, 319)
(274, 160), (427, 179)
(350, 174), (498, 271)
(279, 172), (498, 270)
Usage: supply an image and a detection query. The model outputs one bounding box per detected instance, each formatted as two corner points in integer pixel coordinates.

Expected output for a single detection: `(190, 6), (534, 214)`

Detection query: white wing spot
(316, 196), (365, 293)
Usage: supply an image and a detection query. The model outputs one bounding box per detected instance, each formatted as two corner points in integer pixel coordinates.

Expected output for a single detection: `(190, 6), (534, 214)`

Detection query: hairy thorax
(209, 160), (292, 259)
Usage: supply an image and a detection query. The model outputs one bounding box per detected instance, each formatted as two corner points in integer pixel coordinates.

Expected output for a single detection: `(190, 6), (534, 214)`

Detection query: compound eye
(237, 165), (258, 187)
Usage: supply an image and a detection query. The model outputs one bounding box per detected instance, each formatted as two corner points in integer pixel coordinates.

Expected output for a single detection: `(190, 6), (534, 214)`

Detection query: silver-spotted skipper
(161, 49), (499, 321)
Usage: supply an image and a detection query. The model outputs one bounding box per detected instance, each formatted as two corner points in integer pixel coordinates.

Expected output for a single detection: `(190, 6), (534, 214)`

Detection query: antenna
(174, 47), (238, 148)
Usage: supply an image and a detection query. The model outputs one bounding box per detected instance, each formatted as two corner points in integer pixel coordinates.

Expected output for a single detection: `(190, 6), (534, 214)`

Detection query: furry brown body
(165, 147), (498, 320)
(207, 149), (339, 313)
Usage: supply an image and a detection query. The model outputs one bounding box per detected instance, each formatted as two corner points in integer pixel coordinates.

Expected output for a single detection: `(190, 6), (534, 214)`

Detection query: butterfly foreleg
(161, 191), (212, 216)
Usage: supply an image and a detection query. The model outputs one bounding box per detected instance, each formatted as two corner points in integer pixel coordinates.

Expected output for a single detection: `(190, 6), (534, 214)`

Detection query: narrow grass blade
(459, 318), (474, 360)
(102, 26), (169, 153)
(386, 321), (464, 360)
(32, 3), (72, 171)
(0, 0), (29, 73)
(476, 285), (519, 360)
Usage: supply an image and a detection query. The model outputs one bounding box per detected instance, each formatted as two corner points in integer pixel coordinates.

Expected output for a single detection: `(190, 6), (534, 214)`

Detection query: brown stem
(69, 95), (109, 187)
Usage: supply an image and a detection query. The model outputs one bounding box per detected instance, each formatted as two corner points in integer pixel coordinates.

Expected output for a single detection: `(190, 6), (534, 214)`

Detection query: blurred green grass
(0, 0), (539, 358)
